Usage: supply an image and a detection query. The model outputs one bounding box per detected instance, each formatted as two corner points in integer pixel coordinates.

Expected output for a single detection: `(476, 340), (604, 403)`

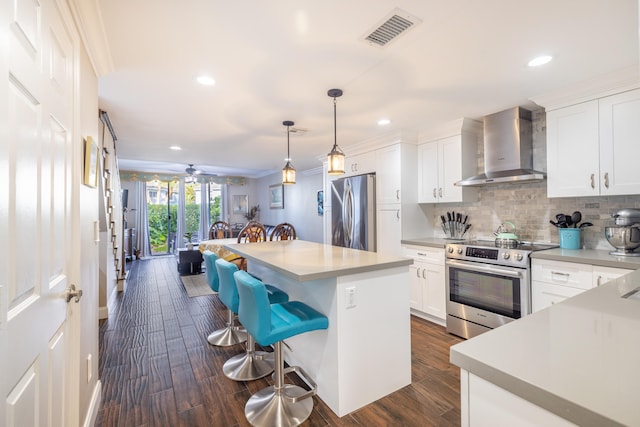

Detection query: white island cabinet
(451, 269), (640, 427)
(224, 240), (413, 417)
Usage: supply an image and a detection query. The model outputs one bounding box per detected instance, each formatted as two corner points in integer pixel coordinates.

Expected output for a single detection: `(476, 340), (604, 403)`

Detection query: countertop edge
(449, 347), (624, 427)
(224, 242), (413, 282)
(531, 248), (640, 269)
(400, 238), (448, 248)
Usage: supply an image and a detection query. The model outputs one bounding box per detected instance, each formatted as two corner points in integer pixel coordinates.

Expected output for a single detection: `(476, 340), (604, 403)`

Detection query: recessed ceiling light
(528, 55), (552, 67)
(169, 145), (181, 150)
(378, 118), (391, 126)
(197, 75), (216, 86)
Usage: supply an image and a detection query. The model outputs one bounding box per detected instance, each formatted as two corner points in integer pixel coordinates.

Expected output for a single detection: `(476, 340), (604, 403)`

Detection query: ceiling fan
(184, 163), (217, 182)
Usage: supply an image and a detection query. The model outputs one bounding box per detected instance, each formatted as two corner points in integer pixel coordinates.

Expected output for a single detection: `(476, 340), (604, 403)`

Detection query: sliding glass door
(147, 180), (179, 255)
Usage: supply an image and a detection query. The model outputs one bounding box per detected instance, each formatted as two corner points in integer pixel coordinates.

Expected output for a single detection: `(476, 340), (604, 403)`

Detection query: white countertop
(224, 240), (412, 282)
(450, 269), (640, 427)
(532, 247), (640, 269)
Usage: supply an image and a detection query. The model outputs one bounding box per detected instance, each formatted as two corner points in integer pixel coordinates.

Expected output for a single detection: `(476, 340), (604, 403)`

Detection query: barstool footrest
(280, 365), (317, 403)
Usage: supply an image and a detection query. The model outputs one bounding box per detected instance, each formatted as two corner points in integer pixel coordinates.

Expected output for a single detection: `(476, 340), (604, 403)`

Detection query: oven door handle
(446, 259), (523, 278)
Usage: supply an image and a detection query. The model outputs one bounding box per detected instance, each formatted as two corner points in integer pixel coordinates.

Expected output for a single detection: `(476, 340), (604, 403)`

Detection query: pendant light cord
(333, 96), (337, 150)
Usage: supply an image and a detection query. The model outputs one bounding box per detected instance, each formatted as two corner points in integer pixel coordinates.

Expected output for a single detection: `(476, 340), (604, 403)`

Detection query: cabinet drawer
(532, 280), (586, 312)
(402, 245), (444, 265)
(531, 259), (592, 290)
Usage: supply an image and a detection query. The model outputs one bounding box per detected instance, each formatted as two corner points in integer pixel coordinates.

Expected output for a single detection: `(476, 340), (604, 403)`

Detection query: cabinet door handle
(396, 189), (400, 200)
(590, 173), (595, 189)
(433, 188), (437, 199)
(422, 269), (426, 279)
(438, 188), (443, 198)
(604, 172), (609, 189)
(596, 275), (602, 287)
(396, 209), (400, 220)
(416, 268), (421, 278)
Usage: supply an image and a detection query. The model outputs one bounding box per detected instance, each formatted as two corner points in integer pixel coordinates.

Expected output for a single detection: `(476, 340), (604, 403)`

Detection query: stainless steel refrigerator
(331, 173), (376, 251)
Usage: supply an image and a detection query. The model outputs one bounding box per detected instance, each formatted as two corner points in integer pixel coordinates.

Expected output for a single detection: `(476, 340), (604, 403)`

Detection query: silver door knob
(65, 284), (83, 303)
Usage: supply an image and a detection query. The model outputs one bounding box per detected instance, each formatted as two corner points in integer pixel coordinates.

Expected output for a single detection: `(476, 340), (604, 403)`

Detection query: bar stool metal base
(207, 309), (247, 346)
(223, 350), (274, 381)
(223, 334), (274, 380)
(244, 384), (312, 427)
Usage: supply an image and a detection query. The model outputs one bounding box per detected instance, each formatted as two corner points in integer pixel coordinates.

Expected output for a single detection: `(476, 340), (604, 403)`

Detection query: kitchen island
(224, 239), (413, 417)
(450, 268), (640, 426)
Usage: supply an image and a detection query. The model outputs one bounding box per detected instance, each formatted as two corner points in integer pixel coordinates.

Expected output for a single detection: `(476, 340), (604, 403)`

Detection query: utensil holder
(558, 228), (581, 249)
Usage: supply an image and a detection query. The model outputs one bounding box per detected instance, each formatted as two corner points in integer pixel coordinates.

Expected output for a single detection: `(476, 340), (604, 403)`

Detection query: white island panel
(226, 240), (412, 417)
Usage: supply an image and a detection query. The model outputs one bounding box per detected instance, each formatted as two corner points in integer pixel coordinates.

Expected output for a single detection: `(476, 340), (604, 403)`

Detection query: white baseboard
(83, 380), (102, 427)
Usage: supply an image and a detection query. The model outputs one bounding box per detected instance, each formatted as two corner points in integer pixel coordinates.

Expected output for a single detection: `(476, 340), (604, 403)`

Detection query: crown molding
(530, 66), (640, 111)
(68, 0), (114, 76)
(418, 117), (482, 143)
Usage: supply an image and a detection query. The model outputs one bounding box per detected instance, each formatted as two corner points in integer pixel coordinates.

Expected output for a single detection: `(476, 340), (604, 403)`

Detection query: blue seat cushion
(260, 301), (328, 347)
(265, 284), (288, 305)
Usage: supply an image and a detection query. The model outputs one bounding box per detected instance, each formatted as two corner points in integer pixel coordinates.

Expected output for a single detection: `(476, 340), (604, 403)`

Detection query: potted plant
(184, 231), (194, 250)
(244, 205), (260, 222)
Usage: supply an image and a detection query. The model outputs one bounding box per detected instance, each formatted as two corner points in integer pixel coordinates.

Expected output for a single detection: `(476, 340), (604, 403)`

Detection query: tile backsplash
(430, 108), (640, 249)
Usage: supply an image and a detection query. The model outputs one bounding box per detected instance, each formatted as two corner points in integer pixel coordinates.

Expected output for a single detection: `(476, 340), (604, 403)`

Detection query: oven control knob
(447, 247), (454, 254)
(515, 253), (523, 261)
(502, 252), (510, 260)
(457, 248), (463, 254)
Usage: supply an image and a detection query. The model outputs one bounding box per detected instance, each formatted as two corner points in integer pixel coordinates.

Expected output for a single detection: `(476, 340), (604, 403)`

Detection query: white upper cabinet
(344, 151), (375, 177)
(375, 144), (402, 204)
(599, 89), (640, 195)
(418, 119), (480, 203)
(547, 88), (640, 197)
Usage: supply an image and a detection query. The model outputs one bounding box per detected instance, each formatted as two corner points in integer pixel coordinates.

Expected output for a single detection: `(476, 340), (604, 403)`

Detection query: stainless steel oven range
(445, 240), (557, 339)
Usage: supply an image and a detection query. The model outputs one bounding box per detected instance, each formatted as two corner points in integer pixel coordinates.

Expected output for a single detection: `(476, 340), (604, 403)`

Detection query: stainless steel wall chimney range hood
(455, 107), (545, 186)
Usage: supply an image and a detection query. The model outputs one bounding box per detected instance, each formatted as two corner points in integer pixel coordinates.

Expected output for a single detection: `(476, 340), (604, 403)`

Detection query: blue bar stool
(202, 250), (220, 292)
(216, 259), (289, 381)
(234, 270), (329, 427)
(207, 256), (247, 347)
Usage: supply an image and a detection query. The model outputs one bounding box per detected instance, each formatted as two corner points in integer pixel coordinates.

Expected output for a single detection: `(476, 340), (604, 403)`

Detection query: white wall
(254, 168), (324, 242)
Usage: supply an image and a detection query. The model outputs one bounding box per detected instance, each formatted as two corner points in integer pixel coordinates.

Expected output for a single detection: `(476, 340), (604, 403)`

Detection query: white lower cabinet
(377, 206), (401, 256)
(461, 371), (576, 427)
(402, 245), (445, 323)
(532, 259), (633, 312)
(592, 266), (632, 287)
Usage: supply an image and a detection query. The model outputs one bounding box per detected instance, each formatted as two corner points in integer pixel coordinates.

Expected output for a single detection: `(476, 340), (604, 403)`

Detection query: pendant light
(282, 120), (296, 185)
(327, 88), (345, 175)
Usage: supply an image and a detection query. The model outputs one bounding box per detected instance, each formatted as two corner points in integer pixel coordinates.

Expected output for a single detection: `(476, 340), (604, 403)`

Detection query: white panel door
(546, 100), (600, 197)
(1, 0), (77, 425)
(439, 136), (463, 203)
(599, 89), (640, 196)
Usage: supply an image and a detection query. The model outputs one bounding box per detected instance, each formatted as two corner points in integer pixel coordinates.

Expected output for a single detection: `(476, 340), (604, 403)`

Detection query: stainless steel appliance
(445, 240), (556, 339)
(455, 107), (545, 186)
(331, 173), (376, 251)
(605, 208), (640, 256)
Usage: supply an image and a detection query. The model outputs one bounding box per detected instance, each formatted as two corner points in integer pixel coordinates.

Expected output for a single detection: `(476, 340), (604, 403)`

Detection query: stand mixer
(605, 208), (640, 256)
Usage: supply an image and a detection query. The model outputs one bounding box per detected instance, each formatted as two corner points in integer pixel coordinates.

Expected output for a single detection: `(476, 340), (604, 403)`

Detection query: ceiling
(94, 0), (639, 179)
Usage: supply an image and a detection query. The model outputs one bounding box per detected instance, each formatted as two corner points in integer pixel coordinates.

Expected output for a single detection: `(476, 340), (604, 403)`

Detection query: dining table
(198, 238), (243, 262)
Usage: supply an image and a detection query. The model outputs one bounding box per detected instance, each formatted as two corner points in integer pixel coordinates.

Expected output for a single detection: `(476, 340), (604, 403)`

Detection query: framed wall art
(83, 136), (99, 188)
(269, 184), (284, 209)
(317, 190), (323, 215)
(232, 194), (248, 215)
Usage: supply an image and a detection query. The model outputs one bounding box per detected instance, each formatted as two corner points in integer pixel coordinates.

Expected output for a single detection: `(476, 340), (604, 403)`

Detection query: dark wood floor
(96, 256), (463, 426)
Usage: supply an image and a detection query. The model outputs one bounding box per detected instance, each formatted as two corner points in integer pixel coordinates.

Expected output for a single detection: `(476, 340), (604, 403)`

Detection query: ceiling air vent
(363, 8), (421, 48)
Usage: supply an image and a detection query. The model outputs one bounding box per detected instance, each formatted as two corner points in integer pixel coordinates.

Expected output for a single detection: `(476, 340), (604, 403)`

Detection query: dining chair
(237, 221), (267, 243)
(209, 220), (232, 239)
(269, 222), (296, 241)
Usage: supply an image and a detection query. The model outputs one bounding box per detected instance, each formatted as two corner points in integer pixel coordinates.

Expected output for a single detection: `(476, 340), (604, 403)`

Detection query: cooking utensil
(571, 211), (582, 228)
(549, 220), (560, 228)
(564, 214), (573, 228)
(578, 222), (593, 228)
